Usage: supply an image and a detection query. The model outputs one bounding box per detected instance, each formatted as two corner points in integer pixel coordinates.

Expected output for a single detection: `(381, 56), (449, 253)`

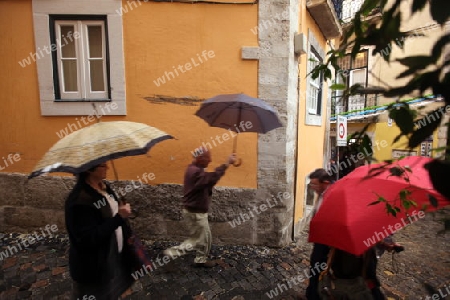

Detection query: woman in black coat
(65, 162), (134, 300)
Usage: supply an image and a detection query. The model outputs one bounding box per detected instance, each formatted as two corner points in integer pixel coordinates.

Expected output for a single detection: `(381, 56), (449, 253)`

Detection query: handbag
(318, 248), (374, 300)
(122, 219), (153, 274)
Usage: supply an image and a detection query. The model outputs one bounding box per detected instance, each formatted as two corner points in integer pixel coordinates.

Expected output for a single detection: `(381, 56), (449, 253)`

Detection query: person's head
(78, 162), (109, 183)
(193, 147), (211, 168)
(308, 168), (333, 195)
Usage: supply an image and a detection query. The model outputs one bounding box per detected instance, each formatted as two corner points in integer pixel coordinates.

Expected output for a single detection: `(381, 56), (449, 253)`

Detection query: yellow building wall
(372, 122), (439, 161)
(0, 1), (258, 188)
(369, 1), (444, 106)
(294, 9), (329, 223)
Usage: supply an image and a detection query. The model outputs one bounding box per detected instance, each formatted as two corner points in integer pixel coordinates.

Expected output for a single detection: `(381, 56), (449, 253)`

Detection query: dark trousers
(306, 243), (329, 300)
(371, 287), (386, 300)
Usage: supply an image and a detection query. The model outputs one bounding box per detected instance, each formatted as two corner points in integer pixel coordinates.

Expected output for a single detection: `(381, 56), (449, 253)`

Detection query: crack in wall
(143, 95), (204, 106)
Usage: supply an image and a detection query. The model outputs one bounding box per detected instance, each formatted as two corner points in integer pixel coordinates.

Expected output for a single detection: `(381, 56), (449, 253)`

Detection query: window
(332, 50), (368, 114)
(305, 30), (326, 126)
(51, 17), (109, 101)
(307, 48), (323, 116)
(32, 0), (126, 115)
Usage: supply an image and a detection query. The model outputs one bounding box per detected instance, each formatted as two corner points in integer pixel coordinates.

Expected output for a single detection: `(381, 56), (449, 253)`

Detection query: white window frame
(305, 30), (325, 126)
(348, 68), (367, 111)
(55, 20), (108, 100)
(32, 0), (126, 115)
(307, 50), (322, 115)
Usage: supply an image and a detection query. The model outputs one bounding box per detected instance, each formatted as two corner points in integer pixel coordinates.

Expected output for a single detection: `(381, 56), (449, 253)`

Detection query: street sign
(337, 115), (347, 146)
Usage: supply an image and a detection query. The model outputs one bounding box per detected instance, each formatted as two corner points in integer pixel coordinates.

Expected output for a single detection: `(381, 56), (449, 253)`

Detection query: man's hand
(227, 153), (237, 166)
(118, 203), (132, 218)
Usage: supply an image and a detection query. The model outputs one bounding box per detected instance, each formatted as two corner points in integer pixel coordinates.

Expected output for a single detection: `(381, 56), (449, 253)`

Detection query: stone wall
(255, 0), (300, 246)
(0, 173), (294, 246)
(1, 2), (304, 247)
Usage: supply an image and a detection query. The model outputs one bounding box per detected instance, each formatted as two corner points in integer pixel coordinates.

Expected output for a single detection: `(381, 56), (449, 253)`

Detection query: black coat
(65, 180), (131, 285)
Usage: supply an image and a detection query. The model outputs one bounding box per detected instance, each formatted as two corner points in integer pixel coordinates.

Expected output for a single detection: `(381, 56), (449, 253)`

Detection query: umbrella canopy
(309, 156), (449, 255)
(29, 121), (173, 179)
(195, 93), (282, 134)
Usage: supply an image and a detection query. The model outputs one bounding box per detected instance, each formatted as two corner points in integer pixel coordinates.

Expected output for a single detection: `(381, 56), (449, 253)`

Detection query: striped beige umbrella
(29, 121), (173, 179)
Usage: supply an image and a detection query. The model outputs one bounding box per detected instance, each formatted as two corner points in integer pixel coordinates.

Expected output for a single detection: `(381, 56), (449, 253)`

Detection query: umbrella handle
(231, 133), (242, 166)
(233, 158), (242, 167)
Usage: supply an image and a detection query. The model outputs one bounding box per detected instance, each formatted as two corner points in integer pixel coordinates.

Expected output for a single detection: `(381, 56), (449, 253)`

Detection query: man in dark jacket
(164, 147), (236, 267)
(305, 168), (334, 300)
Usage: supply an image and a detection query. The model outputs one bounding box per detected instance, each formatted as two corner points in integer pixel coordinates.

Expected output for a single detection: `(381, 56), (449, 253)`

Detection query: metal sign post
(336, 116), (347, 181)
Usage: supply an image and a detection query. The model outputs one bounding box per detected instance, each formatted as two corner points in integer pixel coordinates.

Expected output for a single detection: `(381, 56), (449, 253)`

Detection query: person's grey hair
(192, 146), (209, 158)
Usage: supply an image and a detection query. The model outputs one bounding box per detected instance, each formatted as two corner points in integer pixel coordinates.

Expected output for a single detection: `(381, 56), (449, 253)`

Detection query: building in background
(329, 0), (449, 166)
(0, 0), (343, 246)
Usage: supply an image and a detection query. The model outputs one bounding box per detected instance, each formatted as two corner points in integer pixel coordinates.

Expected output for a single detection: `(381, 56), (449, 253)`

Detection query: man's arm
(192, 164), (228, 189)
(190, 154), (237, 189)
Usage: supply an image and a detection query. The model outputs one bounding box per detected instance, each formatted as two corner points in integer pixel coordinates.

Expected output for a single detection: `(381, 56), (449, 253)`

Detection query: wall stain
(143, 95), (204, 106)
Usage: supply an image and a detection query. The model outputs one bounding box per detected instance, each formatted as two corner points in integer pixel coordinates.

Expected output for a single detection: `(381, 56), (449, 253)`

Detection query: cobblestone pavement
(0, 209), (449, 300)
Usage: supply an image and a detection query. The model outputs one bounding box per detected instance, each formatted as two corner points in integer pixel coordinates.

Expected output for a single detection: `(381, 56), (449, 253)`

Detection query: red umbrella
(309, 156), (449, 255)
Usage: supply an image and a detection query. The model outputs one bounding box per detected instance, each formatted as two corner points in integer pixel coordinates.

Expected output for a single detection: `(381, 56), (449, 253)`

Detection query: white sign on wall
(337, 115), (347, 146)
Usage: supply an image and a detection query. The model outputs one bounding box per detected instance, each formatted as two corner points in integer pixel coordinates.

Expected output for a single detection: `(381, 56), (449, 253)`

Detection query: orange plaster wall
(294, 9), (329, 222)
(0, 0), (258, 188)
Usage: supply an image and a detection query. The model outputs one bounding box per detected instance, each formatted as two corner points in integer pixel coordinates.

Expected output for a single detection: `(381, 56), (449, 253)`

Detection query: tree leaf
(361, 135), (374, 157)
(397, 56), (435, 68)
(430, 0), (450, 24)
(428, 194), (439, 208)
(360, 0), (380, 16)
(419, 71), (441, 94)
(330, 83), (347, 90)
(390, 166), (404, 177)
(409, 108), (444, 148)
(386, 203), (397, 217)
(432, 34), (450, 59)
(396, 67), (422, 79)
(384, 84), (417, 98)
(389, 107), (415, 135)
(412, 0), (428, 13)
(368, 200), (381, 206)
(392, 133), (403, 144)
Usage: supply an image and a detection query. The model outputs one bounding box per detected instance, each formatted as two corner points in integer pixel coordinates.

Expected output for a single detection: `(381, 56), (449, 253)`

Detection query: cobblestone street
(1, 209), (449, 300)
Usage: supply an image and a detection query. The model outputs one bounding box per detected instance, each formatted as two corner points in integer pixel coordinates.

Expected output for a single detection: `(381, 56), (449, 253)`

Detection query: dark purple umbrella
(195, 93), (282, 165)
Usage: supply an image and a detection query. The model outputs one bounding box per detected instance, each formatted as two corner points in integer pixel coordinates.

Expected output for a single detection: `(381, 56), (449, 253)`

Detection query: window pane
(338, 55), (351, 70)
(353, 51), (367, 68)
(88, 26), (103, 58)
(350, 69), (366, 85)
(60, 26), (76, 58)
(308, 86), (319, 114)
(62, 60), (78, 92)
(90, 60), (105, 91)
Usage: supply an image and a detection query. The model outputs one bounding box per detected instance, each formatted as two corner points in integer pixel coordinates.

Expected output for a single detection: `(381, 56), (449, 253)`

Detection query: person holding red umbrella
(305, 168), (334, 300)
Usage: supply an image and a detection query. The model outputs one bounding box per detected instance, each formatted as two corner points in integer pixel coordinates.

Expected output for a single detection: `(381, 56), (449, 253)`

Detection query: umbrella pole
(232, 134), (242, 167)
(110, 160), (119, 181)
(109, 160), (127, 205)
(231, 104), (243, 167)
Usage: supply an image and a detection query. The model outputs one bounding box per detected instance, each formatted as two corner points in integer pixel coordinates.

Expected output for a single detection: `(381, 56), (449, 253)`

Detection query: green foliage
(315, 0), (450, 219)
(320, 0), (449, 131)
(428, 194), (439, 208)
(409, 107), (444, 148)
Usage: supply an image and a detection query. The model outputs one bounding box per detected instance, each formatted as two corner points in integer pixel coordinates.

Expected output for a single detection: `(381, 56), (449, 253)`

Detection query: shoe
(162, 249), (172, 256)
(193, 260), (216, 268)
(393, 244), (405, 253)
